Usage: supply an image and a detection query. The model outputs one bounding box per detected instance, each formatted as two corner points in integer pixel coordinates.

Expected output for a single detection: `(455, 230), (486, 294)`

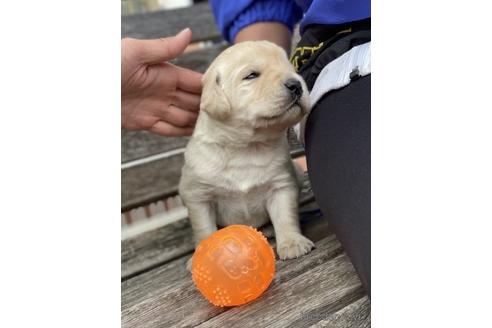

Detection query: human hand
(122, 28), (202, 136)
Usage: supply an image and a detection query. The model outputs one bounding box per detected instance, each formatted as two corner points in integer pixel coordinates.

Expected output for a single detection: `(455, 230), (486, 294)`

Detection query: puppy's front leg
(267, 186), (314, 260)
(185, 201), (217, 270)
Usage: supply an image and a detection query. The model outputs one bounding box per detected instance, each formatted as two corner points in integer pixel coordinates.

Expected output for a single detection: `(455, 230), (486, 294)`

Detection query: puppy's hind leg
(184, 201), (218, 271)
(267, 186), (314, 260)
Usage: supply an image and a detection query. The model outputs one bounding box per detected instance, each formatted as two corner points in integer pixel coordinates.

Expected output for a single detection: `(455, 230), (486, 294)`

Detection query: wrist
(234, 22), (292, 54)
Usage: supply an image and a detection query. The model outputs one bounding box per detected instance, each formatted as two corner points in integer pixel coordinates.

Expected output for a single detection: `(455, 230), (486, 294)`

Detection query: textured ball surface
(191, 225), (275, 307)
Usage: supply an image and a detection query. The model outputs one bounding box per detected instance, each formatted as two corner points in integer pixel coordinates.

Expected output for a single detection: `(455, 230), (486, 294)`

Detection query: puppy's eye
(243, 72), (260, 80)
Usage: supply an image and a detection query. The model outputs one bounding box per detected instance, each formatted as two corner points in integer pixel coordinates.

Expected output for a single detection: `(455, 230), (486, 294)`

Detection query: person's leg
(304, 75), (371, 295)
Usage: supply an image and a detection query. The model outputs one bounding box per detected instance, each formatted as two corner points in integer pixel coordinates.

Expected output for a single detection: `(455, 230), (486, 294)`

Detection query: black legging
(305, 75), (371, 296)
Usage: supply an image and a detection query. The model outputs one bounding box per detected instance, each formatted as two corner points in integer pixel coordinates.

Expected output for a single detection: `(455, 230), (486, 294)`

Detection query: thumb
(137, 28), (192, 64)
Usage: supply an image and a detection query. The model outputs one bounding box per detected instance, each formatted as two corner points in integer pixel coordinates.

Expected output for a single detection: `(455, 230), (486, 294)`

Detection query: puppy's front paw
(276, 234), (314, 260)
(185, 257), (193, 272)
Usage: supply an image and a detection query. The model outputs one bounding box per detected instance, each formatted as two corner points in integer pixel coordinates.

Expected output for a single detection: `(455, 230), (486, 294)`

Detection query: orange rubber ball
(191, 224), (275, 307)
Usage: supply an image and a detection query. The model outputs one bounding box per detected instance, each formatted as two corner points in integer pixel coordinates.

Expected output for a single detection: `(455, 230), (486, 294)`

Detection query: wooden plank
(309, 296), (370, 328)
(121, 218), (193, 280)
(122, 235), (354, 328)
(121, 151), (183, 211)
(197, 254), (365, 328)
(121, 2), (221, 42)
(122, 130), (188, 163)
(122, 183), (320, 280)
(122, 254), (191, 312)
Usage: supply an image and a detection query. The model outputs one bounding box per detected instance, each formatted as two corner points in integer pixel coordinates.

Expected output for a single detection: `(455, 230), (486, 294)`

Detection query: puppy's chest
(210, 152), (284, 195)
(219, 166), (270, 194)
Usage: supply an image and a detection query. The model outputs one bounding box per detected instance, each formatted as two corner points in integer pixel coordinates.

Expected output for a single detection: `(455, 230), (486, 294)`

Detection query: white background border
(0, 0), (491, 326)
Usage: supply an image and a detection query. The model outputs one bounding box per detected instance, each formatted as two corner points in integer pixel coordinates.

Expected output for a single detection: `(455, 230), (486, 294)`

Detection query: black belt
(291, 18), (371, 90)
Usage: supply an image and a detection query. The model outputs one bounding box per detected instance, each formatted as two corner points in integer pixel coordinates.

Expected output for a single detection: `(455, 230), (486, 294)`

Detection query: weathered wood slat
(122, 184), (319, 280)
(122, 254), (190, 312)
(122, 235), (354, 328)
(197, 254), (365, 328)
(121, 151), (184, 211)
(121, 2), (221, 42)
(122, 131), (188, 163)
(121, 218), (193, 280)
(309, 296), (371, 328)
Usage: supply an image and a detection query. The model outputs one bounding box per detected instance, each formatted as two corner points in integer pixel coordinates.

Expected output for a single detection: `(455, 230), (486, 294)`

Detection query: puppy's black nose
(284, 78), (302, 98)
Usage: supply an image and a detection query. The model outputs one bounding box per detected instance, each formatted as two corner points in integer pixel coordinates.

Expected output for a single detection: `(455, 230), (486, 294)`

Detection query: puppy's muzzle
(284, 78), (303, 101)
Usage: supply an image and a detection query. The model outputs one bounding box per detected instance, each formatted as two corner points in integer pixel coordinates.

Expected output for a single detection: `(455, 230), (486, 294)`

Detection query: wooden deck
(121, 218), (370, 327)
(121, 177), (370, 327)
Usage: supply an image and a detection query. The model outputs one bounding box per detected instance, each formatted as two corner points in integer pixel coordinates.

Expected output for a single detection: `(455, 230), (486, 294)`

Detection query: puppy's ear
(200, 67), (231, 120)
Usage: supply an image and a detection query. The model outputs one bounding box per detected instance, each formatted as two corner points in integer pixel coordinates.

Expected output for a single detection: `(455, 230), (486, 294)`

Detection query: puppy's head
(201, 41), (309, 129)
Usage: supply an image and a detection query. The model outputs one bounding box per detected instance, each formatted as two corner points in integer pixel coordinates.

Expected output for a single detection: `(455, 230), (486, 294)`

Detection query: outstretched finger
(176, 66), (203, 94)
(160, 104), (198, 127)
(173, 89), (201, 112)
(137, 28), (192, 65)
(149, 120), (194, 137)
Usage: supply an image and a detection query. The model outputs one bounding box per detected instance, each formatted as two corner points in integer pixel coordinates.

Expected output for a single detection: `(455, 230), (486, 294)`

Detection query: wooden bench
(121, 2), (370, 327)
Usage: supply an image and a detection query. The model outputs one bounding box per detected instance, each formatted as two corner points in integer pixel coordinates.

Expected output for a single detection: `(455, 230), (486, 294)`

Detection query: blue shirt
(209, 0), (371, 43)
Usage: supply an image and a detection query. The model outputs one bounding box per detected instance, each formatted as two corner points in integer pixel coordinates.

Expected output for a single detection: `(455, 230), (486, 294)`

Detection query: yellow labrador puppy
(179, 41), (314, 269)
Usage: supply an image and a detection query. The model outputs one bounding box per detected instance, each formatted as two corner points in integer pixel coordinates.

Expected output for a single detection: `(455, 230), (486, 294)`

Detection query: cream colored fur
(179, 41), (314, 269)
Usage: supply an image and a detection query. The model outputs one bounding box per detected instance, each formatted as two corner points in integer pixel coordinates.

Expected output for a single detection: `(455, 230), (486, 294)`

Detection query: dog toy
(191, 224), (275, 307)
